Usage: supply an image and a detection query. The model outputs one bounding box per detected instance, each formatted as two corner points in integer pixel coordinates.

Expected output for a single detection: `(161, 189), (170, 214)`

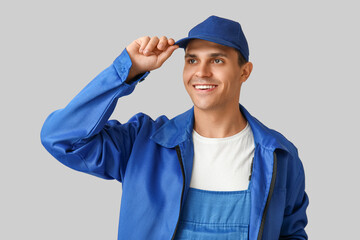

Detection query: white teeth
(194, 85), (217, 89)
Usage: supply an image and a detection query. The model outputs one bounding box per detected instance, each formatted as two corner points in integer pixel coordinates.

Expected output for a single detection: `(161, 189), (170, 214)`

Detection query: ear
(240, 62), (253, 83)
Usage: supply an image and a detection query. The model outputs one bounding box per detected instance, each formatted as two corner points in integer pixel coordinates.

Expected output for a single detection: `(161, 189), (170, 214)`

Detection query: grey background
(1, 0), (359, 239)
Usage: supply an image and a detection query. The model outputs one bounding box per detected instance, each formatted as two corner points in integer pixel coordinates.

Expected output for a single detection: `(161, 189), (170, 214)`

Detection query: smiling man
(41, 16), (308, 240)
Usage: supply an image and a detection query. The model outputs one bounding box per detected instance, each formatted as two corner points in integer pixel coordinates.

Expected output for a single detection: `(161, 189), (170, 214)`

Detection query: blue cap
(175, 15), (249, 61)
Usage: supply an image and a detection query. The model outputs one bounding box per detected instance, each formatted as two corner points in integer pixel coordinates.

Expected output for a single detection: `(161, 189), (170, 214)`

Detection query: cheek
(219, 72), (241, 94)
(183, 68), (192, 86)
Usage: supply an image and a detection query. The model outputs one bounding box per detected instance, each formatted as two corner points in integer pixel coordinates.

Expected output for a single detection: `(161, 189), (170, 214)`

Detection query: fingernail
(139, 48), (143, 53)
(143, 49), (148, 55)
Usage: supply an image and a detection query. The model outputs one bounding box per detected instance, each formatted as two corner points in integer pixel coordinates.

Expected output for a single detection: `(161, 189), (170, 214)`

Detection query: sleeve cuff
(113, 48), (150, 85)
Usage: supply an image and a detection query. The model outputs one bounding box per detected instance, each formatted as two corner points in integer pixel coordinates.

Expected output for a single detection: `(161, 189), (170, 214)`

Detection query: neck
(193, 103), (247, 138)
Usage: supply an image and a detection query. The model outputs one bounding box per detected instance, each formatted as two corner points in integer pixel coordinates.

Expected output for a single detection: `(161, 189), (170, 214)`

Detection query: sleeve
(280, 157), (309, 239)
(40, 49), (149, 182)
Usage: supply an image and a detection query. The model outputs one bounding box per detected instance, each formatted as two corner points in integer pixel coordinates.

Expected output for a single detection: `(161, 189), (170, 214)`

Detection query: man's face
(183, 39), (245, 112)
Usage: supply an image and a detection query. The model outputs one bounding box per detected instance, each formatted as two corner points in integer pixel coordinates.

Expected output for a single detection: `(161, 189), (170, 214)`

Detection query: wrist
(126, 66), (142, 83)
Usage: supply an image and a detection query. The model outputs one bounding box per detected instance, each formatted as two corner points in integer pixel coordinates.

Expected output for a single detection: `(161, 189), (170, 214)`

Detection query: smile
(193, 84), (218, 91)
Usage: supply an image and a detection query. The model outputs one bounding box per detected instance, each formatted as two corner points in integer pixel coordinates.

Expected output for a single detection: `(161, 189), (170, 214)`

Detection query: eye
(188, 59), (197, 64)
(214, 59), (224, 64)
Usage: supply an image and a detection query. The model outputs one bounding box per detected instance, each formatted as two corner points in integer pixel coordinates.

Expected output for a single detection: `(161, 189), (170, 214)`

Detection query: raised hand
(125, 36), (179, 81)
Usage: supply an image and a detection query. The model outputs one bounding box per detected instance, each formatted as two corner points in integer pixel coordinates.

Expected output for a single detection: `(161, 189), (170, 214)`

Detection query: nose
(195, 62), (212, 78)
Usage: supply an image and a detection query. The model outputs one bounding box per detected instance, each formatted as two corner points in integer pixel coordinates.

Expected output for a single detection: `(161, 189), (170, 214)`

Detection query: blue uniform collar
(150, 106), (195, 148)
(150, 104), (290, 152)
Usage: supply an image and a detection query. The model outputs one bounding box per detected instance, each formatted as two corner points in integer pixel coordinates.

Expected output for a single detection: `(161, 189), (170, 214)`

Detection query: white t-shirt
(190, 122), (255, 191)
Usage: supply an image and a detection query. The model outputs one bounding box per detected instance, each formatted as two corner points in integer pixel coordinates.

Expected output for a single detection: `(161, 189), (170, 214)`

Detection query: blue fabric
(175, 15), (249, 61)
(40, 48), (308, 239)
(174, 188), (251, 240)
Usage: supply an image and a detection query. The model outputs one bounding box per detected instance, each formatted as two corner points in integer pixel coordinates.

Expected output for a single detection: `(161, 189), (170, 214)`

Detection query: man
(41, 16), (308, 239)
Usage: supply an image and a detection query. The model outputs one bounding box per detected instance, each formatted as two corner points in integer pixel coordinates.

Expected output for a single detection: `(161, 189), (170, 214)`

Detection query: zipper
(249, 157), (254, 181)
(171, 145), (186, 240)
(257, 151), (277, 240)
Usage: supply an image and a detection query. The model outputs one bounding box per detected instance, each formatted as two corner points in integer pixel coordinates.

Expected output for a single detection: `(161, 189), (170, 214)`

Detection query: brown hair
(236, 50), (247, 67)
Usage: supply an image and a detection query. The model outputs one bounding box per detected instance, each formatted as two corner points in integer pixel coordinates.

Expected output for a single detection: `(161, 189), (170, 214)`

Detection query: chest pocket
(174, 187), (251, 240)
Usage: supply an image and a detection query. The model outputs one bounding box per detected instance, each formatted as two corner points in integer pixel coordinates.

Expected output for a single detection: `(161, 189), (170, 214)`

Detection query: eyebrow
(184, 52), (228, 58)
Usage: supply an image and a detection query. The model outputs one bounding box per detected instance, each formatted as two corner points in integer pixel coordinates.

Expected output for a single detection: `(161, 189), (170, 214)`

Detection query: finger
(138, 36), (151, 53)
(157, 36), (168, 50)
(168, 38), (175, 45)
(144, 36), (160, 56)
(157, 45), (179, 66)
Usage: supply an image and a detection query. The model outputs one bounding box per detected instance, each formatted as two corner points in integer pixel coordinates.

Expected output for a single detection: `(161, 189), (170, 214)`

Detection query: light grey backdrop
(1, 0), (359, 239)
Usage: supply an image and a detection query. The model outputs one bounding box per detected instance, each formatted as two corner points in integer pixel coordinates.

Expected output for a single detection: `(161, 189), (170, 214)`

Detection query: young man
(41, 16), (308, 239)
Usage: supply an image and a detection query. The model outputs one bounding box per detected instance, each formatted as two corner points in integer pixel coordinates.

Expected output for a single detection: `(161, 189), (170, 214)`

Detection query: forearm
(40, 49), (148, 158)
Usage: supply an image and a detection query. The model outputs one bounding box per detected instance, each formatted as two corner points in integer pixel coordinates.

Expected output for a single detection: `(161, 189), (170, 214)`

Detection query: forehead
(185, 39), (236, 55)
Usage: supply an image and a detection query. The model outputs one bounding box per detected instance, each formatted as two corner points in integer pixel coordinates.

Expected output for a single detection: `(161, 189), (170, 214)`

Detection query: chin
(193, 102), (218, 111)
(188, 93), (220, 111)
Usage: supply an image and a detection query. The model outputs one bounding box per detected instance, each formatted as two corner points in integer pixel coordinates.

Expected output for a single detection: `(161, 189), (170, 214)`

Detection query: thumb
(157, 45), (179, 66)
